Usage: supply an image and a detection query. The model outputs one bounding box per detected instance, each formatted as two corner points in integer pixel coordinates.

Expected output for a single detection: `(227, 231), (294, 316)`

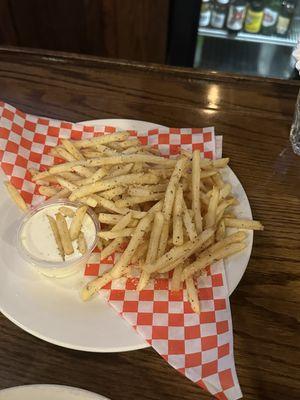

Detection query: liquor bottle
(276, 0), (295, 36)
(200, 0), (212, 27)
(211, 0), (230, 29)
(226, 0), (247, 33)
(261, 0), (280, 35)
(244, 0), (264, 34)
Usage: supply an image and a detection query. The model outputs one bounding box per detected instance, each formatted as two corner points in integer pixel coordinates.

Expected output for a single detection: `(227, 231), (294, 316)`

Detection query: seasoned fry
(69, 173), (159, 201)
(78, 231), (87, 254)
(55, 212), (74, 255)
(98, 228), (134, 240)
(111, 212), (132, 232)
(71, 165), (94, 178)
(59, 206), (75, 217)
(69, 205), (88, 240)
(173, 186), (183, 246)
(101, 187), (126, 200)
(127, 183), (168, 197)
(186, 277), (200, 314)
(47, 215), (65, 260)
(137, 211), (164, 291)
(192, 150), (202, 234)
(100, 237), (125, 261)
(55, 147), (76, 162)
(182, 200), (197, 241)
(171, 264), (183, 291)
(77, 167), (108, 186)
(39, 186), (59, 197)
(110, 163), (133, 178)
(92, 195), (129, 215)
(115, 193), (164, 208)
(74, 131), (130, 149)
(204, 186), (219, 228)
(98, 213), (122, 224)
(61, 139), (85, 161)
(131, 241), (149, 264)
(224, 218), (264, 230)
(50, 187), (71, 200)
(4, 181), (28, 212)
(216, 219), (226, 241)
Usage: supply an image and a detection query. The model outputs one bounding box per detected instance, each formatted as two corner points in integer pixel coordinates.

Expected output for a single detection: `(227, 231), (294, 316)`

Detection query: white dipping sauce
(21, 205), (96, 263)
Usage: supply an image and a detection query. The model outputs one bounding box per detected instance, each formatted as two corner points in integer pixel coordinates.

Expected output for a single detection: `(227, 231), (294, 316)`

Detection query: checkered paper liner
(0, 102), (242, 400)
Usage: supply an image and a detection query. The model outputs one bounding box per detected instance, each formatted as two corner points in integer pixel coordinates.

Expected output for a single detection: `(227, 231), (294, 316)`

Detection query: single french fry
(98, 213), (122, 224)
(157, 220), (169, 258)
(74, 131), (130, 149)
(69, 173), (159, 201)
(100, 237), (125, 260)
(69, 205), (88, 240)
(55, 147), (76, 162)
(212, 173), (224, 188)
(173, 186), (183, 246)
(219, 183), (232, 199)
(204, 186), (219, 228)
(93, 144), (118, 156)
(186, 277), (200, 314)
(55, 212), (74, 255)
(78, 231), (87, 254)
(71, 165), (94, 178)
(115, 193), (164, 208)
(182, 199), (197, 241)
(4, 181), (28, 212)
(183, 241), (247, 280)
(127, 183), (168, 197)
(111, 212), (132, 232)
(61, 139), (85, 160)
(59, 171), (82, 182)
(224, 218), (264, 230)
(216, 219), (226, 241)
(131, 241), (149, 264)
(58, 206), (75, 218)
(50, 187), (71, 200)
(110, 163), (134, 178)
(77, 167), (108, 186)
(101, 187), (126, 200)
(47, 215), (65, 260)
(98, 228), (134, 240)
(171, 264), (183, 291)
(92, 195), (129, 215)
(117, 138), (141, 149)
(81, 272), (113, 301)
(192, 150), (202, 234)
(39, 186), (59, 197)
(137, 211), (164, 291)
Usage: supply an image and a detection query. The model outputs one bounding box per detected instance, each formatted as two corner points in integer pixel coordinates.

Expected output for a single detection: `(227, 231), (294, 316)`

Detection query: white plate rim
(0, 118), (253, 353)
(0, 384), (109, 400)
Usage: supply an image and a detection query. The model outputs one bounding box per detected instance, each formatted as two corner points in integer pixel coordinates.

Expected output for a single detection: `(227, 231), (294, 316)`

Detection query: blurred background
(0, 0), (299, 79)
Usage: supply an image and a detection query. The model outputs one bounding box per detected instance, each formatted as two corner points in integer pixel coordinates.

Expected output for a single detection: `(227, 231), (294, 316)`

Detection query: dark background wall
(0, 0), (170, 63)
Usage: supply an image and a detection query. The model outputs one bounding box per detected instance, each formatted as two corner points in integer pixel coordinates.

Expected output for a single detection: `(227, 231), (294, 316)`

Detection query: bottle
(276, 0), (295, 36)
(200, 0), (212, 27)
(261, 0), (280, 35)
(226, 0), (247, 33)
(211, 0), (230, 29)
(244, 0), (264, 34)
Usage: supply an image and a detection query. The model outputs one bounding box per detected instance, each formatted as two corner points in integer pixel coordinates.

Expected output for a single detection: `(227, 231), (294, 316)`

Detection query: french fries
(69, 205), (88, 240)
(4, 181), (28, 212)
(20, 130), (263, 312)
(55, 212), (74, 255)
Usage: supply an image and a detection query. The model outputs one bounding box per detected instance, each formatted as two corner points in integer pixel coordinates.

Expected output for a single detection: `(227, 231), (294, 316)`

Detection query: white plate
(0, 384), (109, 400)
(0, 119), (253, 353)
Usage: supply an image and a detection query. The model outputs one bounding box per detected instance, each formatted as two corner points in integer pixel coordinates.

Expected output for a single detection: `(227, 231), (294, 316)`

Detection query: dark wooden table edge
(1, 45), (300, 88)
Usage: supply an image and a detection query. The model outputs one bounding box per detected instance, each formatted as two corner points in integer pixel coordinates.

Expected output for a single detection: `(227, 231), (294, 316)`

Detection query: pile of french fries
(4, 131), (263, 313)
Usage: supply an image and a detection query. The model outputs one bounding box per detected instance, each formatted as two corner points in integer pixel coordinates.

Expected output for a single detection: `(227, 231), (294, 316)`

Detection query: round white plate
(0, 384), (109, 400)
(0, 119), (253, 353)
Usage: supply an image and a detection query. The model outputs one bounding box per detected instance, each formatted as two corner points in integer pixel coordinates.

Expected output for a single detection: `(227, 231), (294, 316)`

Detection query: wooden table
(0, 47), (299, 400)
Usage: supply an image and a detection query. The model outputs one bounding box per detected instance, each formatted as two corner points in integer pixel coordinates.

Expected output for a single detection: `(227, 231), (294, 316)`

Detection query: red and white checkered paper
(0, 101), (242, 400)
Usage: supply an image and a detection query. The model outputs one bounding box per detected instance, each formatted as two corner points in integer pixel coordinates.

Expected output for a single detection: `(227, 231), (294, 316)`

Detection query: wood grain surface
(0, 47), (299, 400)
(0, 0), (169, 62)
